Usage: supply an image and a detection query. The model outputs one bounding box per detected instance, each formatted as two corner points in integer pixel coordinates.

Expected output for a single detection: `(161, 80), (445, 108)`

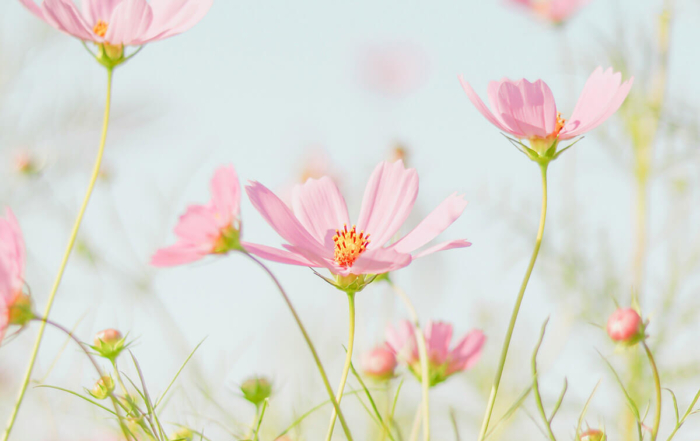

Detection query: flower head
(361, 346), (397, 381)
(245, 160), (471, 291)
(607, 308), (644, 346)
(89, 375), (115, 400)
(91, 328), (130, 360)
(580, 428), (606, 441)
(385, 320), (485, 386)
(0, 208), (32, 336)
(507, 0), (591, 24)
(240, 376), (273, 407)
(152, 166), (246, 267)
(459, 67), (633, 161)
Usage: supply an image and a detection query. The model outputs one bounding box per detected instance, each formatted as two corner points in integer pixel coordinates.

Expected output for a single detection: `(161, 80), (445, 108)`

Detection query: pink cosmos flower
(361, 346), (397, 381)
(0, 208), (27, 342)
(385, 320), (485, 386)
(507, 0), (591, 24)
(244, 160), (470, 284)
(607, 308), (643, 344)
(18, 0), (213, 46)
(459, 67), (633, 152)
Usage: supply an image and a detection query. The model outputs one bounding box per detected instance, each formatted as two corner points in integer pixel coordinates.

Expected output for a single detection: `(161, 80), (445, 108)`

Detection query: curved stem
(242, 252), (353, 440)
(3, 67), (113, 441)
(389, 280), (431, 441)
(477, 163), (549, 441)
(33, 317), (132, 441)
(643, 342), (662, 441)
(324, 291), (356, 441)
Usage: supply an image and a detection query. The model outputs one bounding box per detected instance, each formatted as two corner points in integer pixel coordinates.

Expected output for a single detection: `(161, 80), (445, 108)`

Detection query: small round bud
(89, 376), (115, 400)
(94, 328), (123, 346)
(361, 346), (397, 381)
(581, 428), (605, 441)
(8, 294), (34, 326)
(93, 329), (127, 361)
(607, 308), (644, 345)
(170, 428), (193, 441)
(240, 376), (273, 407)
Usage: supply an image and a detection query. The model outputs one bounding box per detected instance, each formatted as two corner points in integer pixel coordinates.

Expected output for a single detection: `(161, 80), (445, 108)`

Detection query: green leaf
(598, 351), (641, 420)
(576, 380), (601, 440)
(348, 355), (396, 441)
(35, 384), (118, 416)
(155, 338), (206, 410)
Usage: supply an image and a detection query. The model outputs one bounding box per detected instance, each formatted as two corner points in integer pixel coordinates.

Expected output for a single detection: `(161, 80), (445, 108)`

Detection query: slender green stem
(33, 317), (133, 441)
(477, 163), (549, 441)
(242, 253), (353, 440)
(246, 404), (261, 439)
(324, 291), (356, 441)
(388, 280), (431, 441)
(2, 67), (113, 441)
(409, 406), (422, 441)
(643, 342), (662, 441)
(531, 319), (556, 441)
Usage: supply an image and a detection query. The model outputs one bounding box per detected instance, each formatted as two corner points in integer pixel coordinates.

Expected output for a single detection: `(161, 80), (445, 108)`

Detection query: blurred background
(1, 0), (699, 439)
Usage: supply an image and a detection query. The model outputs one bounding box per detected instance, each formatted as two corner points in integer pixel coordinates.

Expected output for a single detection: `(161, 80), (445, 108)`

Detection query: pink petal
(241, 242), (318, 267)
(356, 160), (418, 248)
(0, 296), (7, 344)
(560, 67), (634, 139)
(458, 76), (516, 135)
(413, 239), (472, 259)
(424, 321), (453, 365)
(496, 79), (557, 139)
(150, 242), (209, 267)
(385, 321), (419, 364)
(209, 165), (240, 229)
(173, 205), (221, 244)
(81, 0), (122, 25)
(140, 0), (213, 43)
(0, 209), (26, 300)
(18, 0), (45, 19)
(390, 193), (467, 254)
(291, 176), (350, 246)
(245, 181), (330, 259)
(346, 247), (412, 276)
(41, 0), (95, 41)
(447, 329), (485, 375)
(105, 0), (153, 46)
(548, 0), (590, 22)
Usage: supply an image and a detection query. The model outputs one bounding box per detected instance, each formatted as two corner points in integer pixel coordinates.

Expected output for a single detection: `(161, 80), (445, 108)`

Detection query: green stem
(531, 319), (556, 441)
(388, 280), (431, 441)
(324, 291), (356, 441)
(477, 162), (549, 441)
(242, 253), (353, 440)
(643, 342), (662, 441)
(2, 67), (113, 441)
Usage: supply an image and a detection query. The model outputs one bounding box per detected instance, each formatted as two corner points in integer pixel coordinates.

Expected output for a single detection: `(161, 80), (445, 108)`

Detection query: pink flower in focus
(459, 67), (633, 154)
(358, 42), (430, 98)
(507, 0), (591, 24)
(18, 0), (212, 47)
(245, 160), (470, 289)
(0, 208), (27, 342)
(152, 166), (245, 267)
(361, 346), (397, 381)
(385, 320), (485, 386)
(607, 308), (644, 345)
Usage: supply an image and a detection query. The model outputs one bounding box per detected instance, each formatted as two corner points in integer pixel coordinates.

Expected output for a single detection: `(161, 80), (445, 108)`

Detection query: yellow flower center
(93, 20), (108, 38)
(552, 112), (566, 137)
(333, 225), (370, 268)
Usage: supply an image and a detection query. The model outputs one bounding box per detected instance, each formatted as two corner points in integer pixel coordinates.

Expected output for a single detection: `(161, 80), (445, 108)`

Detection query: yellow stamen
(552, 112), (566, 137)
(93, 20), (108, 38)
(332, 224), (370, 268)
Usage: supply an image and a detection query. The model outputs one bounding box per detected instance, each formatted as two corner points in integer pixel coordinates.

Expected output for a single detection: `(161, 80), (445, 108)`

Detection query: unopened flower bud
(89, 375), (115, 400)
(607, 308), (644, 345)
(8, 294), (34, 326)
(93, 328), (127, 361)
(170, 428), (193, 441)
(581, 428), (605, 441)
(361, 346), (397, 381)
(240, 376), (273, 407)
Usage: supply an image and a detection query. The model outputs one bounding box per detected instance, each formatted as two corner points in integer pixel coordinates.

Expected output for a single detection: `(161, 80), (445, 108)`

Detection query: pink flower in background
(385, 320), (485, 386)
(245, 160), (470, 283)
(0, 208), (27, 342)
(361, 346), (397, 380)
(358, 42), (430, 98)
(507, 0), (591, 24)
(459, 67), (633, 151)
(18, 0), (213, 46)
(607, 308), (644, 344)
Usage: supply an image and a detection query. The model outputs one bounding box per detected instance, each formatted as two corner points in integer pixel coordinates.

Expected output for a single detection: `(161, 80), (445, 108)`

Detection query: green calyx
(240, 376), (273, 407)
(213, 226), (243, 254)
(504, 134), (583, 167)
(409, 361), (451, 388)
(90, 333), (131, 362)
(331, 273), (380, 293)
(8, 294), (35, 327)
(87, 375), (115, 400)
(95, 43), (125, 69)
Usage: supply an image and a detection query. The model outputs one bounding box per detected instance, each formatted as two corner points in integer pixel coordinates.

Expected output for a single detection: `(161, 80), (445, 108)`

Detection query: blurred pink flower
(607, 308), (643, 344)
(152, 166), (244, 267)
(385, 320), (485, 386)
(459, 67), (633, 151)
(245, 160), (470, 281)
(18, 0), (212, 46)
(507, 0), (591, 24)
(361, 346), (397, 380)
(0, 208), (27, 342)
(358, 42), (429, 98)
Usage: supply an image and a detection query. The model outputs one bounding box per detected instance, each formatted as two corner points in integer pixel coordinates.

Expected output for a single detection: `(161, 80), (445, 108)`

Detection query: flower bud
(607, 308), (644, 345)
(361, 346), (397, 381)
(240, 376), (273, 407)
(170, 428), (194, 441)
(93, 328), (127, 361)
(8, 294), (34, 326)
(581, 428), (605, 441)
(89, 375), (115, 400)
